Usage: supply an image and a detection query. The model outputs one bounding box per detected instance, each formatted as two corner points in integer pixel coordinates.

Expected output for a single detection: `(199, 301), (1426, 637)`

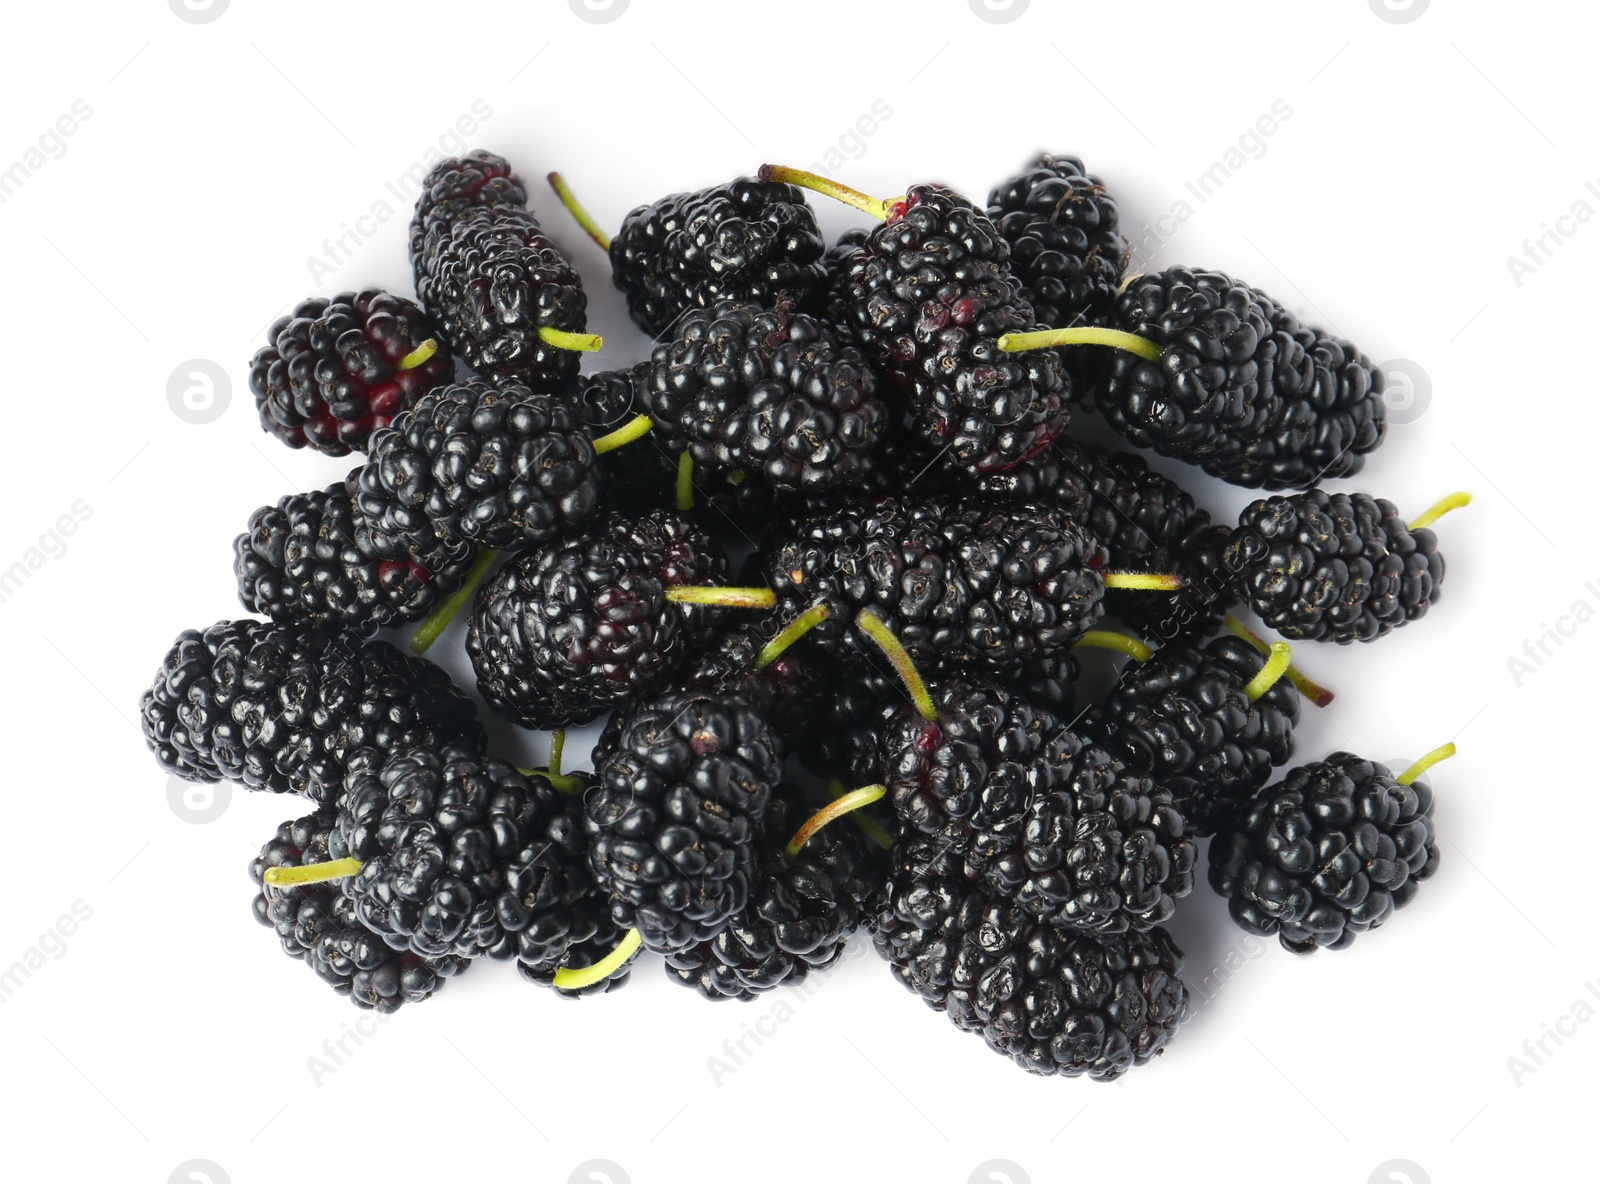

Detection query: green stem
(545, 171), (613, 251)
(1408, 491), (1472, 532)
(397, 338), (439, 370)
(756, 604), (832, 668)
(1102, 571), (1187, 591)
(548, 729), (566, 777)
(664, 585), (777, 609)
(550, 928), (642, 991)
(1397, 742), (1456, 786)
(1223, 615), (1336, 707)
(996, 326), (1163, 361)
(263, 858), (361, 888)
(675, 450), (695, 512)
(823, 779), (895, 851)
(536, 326), (603, 353)
(1243, 642), (1292, 701)
(410, 548), (499, 655)
(855, 608), (936, 722)
(591, 413), (653, 455)
(1074, 630), (1154, 662)
(757, 164), (903, 221)
(785, 786), (887, 859)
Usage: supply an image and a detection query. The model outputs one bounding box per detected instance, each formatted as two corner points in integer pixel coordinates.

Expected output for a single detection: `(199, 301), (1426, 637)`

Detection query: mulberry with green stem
(1209, 745), (1450, 953)
(754, 495), (1184, 684)
(997, 266), (1387, 489)
(664, 783), (882, 1000)
(264, 745), (582, 961)
(585, 687), (784, 953)
(1224, 489), (1465, 644)
(233, 473), (476, 634)
(1078, 631), (1316, 835)
(249, 290), (450, 457)
(642, 296), (889, 496)
(410, 151), (600, 386)
(974, 437), (1236, 639)
(251, 807), (467, 1011)
(467, 509), (731, 729)
(764, 166), (1071, 475)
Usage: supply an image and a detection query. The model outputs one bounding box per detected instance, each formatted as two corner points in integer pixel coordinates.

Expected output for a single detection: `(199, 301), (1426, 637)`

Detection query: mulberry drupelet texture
(585, 688), (784, 953)
(756, 496), (1108, 683)
(975, 439), (1235, 638)
(880, 680), (1195, 934)
(987, 153), (1128, 330)
(249, 290), (450, 456)
(1096, 267), (1386, 489)
(1086, 636), (1299, 835)
(836, 184), (1071, 474)
(467, 510), (728, 728)
(873, 837), (1188, 1079)
(252, 808), (466, 1011)
(410, 151), (589, 386)
(233, 474), (476, 633)
(1225, 489), (1445, 643)
(330, 745), (571, 960)
(643, 298), (888, 495)
(664, 785), (880, 999)
(609, 176), (828, 338)
(1209, 752), (1440, 952)
(358, 379), (601, 557)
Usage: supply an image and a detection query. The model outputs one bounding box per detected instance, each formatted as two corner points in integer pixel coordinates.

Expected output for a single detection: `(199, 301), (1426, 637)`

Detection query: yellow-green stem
(536, 326), (603, 353)
(545, 171), (613, 251)
(591, 413), (653, 455)
(519, 767), (585, 794)
(757, 604), (832, 668)
(824, 779), (896, 851)
(1243, 642), (1292, 701)
(675, 450), (694, 511)
(1223, 615), (1336, 707)
(1074, 630), (1154, 662)
(664, 585), (777, 609)
(410, 548), (499, 654)
(996, 327), (1164, 361)
(263, 858), (362, 889)
(397, 338), (439, 370)
(855, 608), (936, 721)
(1102, 571), (1187, 591)
(551, 928), (643, 990)
(758, 164), (902, 221)
(548, 729), (566, 777)
(1408, 491), (1472, 532)
(1397, 742), (1457, 786)
(785, 786), (888, 859)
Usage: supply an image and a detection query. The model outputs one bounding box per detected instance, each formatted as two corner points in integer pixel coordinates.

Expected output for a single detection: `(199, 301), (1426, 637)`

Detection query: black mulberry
(1209, 752), (1440, 953)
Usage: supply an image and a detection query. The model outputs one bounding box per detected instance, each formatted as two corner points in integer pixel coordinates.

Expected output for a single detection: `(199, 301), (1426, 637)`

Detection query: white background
(0, 1), (1590, 1181)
